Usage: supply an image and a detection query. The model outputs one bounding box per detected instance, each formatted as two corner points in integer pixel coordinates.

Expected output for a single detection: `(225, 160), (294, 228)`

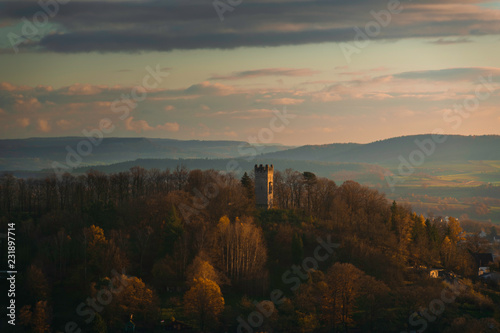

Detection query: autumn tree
(25, 264), (50, 302)
(295, 269), (328, 329)
(213, 216), (268, 290)
(389, 201), (412, 264)
(302, 171), (317, 213)
(465, 233), (491, 253)
(446, 217), (464, 244)
(322, 263), (366, 331)
(19, 301), (51, 333)
(356, 275), (391, 332)
(186, 255), (228, 287)
(96, 274), (158, 329)
(83, 225), (127, 281)
(184, 277), (225, 331)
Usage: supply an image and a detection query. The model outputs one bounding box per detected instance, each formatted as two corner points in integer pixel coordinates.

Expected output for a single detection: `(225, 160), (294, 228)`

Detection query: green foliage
(240, 172), (254, 200)
(256, 209), (303, 227)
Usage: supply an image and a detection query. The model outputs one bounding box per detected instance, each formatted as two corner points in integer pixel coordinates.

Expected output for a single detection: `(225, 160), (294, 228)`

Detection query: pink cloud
(311, 92), (342, 102)
(209, 68), (320, 80)
(300, 80), (337, 85)
(56, 119), (79, 130)
(0, 82), (31, 92)
(157, 122), (180, 132)
(223, 131), (238, 138)
(16, 118), (30, 128)
(64, 83), (103, 95)
(269, 98), (305, 105)
(340, 67), (390, 76)
(125, 117), (179, 133)
(14, 97), (41, 112)
(37, 119), (51, 133)
(186, 81), (236, 96)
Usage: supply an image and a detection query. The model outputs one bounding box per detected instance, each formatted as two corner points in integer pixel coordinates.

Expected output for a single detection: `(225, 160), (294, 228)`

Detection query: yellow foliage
(218, 215), (230, 230)
(88, 225), (107, 247)
(184, 277), (225, 330)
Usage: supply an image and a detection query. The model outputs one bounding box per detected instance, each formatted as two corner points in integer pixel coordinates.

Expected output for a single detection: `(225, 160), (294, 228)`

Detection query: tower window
(269, 181), (273, 194)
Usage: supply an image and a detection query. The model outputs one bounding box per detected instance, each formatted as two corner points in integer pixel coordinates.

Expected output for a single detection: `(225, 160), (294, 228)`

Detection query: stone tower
(254, 164), (274, 209)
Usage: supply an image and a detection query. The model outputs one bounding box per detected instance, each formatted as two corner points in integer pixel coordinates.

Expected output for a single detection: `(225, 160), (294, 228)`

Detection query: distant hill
(70, 157), (387, 183)
(3, 135), (500, 180)
(6, 134), (500, 223)
(0, 137), (291, 171)
(261, 134), (500, 164)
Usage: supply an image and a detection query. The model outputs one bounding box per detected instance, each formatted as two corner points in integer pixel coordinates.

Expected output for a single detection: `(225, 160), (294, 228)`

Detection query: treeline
(0, 167), (499, 333)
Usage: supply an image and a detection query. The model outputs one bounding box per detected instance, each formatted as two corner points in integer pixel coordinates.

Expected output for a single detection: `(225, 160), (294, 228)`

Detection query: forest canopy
(1, 167), (499, 332)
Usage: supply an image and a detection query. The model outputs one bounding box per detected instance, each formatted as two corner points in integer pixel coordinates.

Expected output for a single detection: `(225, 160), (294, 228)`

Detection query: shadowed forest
(1, 167), (500, 332)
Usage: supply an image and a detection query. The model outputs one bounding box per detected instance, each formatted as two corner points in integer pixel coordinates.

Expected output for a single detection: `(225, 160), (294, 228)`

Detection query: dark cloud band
(1, 0), (498, 53)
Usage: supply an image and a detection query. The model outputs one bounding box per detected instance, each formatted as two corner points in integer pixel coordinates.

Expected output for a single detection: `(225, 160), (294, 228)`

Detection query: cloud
(125, 117), (179, 133)
(37, 119), (51, 133)
(269, 98), (305, 105)
(1, 0), (499, 53)
(184, 82), (235, 96)
(223, 130), (238, 138)
(428, 37), (473, 45)
(64, 83), (104, 95)
(0, 82), (31, 92)
(392, 67), (500, 82)
(300, 80), (337, 86)
(0, 65), (498, 140)
(14, 96), (42, 112)
(209, 68), (320, 80)
(339, 67), (390, 76)
(158, 122), (180, 132)
(56, 119), (78, 130)
(16, 117), (30, 128)
(202, 108), (275, 119)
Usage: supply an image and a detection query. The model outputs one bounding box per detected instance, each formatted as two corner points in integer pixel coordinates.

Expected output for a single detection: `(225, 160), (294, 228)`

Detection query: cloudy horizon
(1, 0), (499, 145)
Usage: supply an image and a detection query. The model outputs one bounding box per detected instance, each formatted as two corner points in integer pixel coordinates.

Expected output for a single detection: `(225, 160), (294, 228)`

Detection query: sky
(0, 0), (499, 146)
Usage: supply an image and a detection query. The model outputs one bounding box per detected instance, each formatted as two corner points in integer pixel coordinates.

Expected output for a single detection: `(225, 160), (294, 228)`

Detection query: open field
(372, 160), (500, 223)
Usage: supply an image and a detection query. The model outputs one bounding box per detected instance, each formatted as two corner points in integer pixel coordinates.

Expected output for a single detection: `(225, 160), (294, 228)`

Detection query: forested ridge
(1, 167), (500, 333)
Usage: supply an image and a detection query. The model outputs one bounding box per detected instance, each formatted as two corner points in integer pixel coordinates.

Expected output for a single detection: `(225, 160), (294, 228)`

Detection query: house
(472, 253), (494, 276)
(429, 268), (444, 278)
(494, 236), (500, 244)
(429, 268), (456, 281)
(480, 272), (500, 283)
(479, 266), (490, 276)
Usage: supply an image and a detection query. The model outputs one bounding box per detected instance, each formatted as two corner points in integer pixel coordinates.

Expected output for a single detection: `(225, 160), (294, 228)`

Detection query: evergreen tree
(240, 172), (254, 199)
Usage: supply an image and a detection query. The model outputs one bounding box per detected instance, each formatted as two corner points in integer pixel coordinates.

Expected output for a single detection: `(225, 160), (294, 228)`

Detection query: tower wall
(254, 164), (274, 209)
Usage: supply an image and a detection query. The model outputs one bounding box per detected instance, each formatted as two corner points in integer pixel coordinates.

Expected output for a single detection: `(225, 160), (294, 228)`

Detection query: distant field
(391, 200), (500, 224)
(368, 160), (500, 223)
